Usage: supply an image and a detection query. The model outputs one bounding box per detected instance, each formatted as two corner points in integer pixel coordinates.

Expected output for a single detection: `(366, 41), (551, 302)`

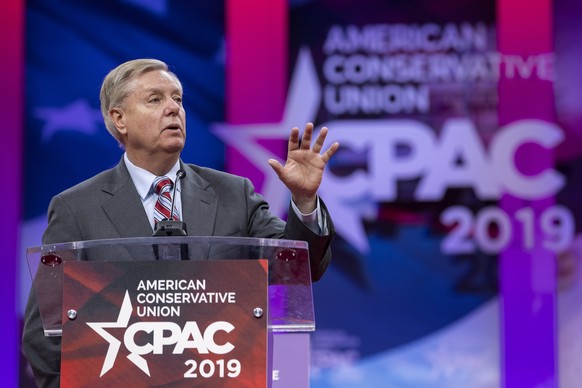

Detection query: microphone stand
(152, 170), (189, 260)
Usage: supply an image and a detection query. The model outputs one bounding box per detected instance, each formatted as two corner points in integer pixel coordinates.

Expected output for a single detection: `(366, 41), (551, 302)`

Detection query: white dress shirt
(124, 154), (183, 231)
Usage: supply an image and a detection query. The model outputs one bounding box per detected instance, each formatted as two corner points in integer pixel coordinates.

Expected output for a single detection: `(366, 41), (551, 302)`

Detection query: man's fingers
(268, 159), (284, 177)
(313, 126), (328, 154)
(288, 127), (300, 152)
(321, 141), (340, 164)
(300, 122), (314, 150)
(290, 123), (336, 161)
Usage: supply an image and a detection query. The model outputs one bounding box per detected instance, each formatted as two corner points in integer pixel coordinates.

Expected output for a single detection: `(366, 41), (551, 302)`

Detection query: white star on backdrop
(35, 99), (103, 142)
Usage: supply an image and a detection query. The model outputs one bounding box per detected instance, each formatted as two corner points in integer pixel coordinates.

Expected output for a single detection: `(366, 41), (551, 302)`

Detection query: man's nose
(165, 99), (181, 115)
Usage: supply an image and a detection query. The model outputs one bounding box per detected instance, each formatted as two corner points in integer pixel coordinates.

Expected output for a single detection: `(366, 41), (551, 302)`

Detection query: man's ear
(110, 108), (127, 135)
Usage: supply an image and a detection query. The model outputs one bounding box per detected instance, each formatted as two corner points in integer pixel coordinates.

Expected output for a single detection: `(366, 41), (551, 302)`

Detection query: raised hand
(268, 122), (339, 213)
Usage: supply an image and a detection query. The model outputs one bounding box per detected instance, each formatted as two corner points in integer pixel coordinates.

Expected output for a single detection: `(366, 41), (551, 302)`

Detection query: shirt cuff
(290, 197), (329, 235)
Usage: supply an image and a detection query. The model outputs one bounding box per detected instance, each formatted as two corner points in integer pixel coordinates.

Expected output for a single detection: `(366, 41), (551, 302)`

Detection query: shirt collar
(124, 153), (182, 200)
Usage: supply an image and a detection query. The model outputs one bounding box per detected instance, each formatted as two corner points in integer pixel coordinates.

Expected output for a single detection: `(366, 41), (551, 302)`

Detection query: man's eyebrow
(143, 87), (182, 94)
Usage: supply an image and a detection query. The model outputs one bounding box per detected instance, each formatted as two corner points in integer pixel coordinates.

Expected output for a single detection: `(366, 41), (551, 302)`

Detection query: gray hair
(99, 58), (182, 144)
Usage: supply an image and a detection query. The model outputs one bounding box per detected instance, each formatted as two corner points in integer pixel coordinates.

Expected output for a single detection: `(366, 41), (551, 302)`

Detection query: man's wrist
(292, 195), (317, 214)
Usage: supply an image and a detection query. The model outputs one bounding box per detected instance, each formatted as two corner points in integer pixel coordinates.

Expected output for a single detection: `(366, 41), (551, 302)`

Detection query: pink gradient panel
(0, 0), (24, 386)
(497, 0), (553, 53)
(497, 0), (557, 387)
(226, 0), (287, 124)
(225, 0), (288, 185)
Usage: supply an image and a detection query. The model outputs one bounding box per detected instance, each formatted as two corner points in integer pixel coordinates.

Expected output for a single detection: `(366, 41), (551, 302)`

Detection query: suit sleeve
(284, 199), (334, 281)
(22, 195), (81, 388)
(22, 287), (61, 388)
(242, 178), (334, 282)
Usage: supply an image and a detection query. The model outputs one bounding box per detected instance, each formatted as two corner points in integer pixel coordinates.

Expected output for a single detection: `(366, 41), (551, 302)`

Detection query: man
(22, 59), (338, 387)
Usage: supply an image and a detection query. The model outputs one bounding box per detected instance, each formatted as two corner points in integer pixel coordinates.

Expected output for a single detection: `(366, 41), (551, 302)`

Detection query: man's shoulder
(56, 162), (126, 199)
(183, 163), (247, 186)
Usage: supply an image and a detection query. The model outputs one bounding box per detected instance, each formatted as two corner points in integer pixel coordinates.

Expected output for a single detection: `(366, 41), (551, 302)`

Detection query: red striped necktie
(153, 176), (179, 223)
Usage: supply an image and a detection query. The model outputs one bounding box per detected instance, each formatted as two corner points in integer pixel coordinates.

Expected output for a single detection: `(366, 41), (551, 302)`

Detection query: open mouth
(164, 124), (181, 131)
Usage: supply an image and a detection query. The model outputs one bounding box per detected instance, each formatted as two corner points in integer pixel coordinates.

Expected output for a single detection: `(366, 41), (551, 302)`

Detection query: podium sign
(60, 260), (268, 387)
(27, 236), (314, 387)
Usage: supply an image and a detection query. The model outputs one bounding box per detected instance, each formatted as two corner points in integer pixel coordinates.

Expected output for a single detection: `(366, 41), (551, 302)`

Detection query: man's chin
(162, 139), (185, 153)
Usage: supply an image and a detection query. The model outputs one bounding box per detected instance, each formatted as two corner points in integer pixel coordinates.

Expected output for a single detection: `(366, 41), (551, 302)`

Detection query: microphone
(152, 169), (188, 237)
(168, 169), (185, 221)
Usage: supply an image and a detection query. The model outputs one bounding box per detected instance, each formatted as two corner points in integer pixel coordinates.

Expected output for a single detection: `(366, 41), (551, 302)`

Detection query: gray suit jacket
(23, 158), (334, 387)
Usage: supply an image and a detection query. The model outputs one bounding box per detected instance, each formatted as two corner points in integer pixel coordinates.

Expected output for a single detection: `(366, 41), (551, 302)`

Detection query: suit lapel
(180, 163), (218, 236)
(96, 159), (219, 261)
(101, 159), (153, 238)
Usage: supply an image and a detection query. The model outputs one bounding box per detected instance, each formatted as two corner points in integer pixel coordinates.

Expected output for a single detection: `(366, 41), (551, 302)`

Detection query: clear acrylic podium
(26, 236), (315, 387)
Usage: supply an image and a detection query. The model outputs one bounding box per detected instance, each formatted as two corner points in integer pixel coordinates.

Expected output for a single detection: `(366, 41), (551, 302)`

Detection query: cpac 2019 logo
(318, 118), (573, 255)
(214, 49), (574, 257)
(87, 291), (238, 379)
